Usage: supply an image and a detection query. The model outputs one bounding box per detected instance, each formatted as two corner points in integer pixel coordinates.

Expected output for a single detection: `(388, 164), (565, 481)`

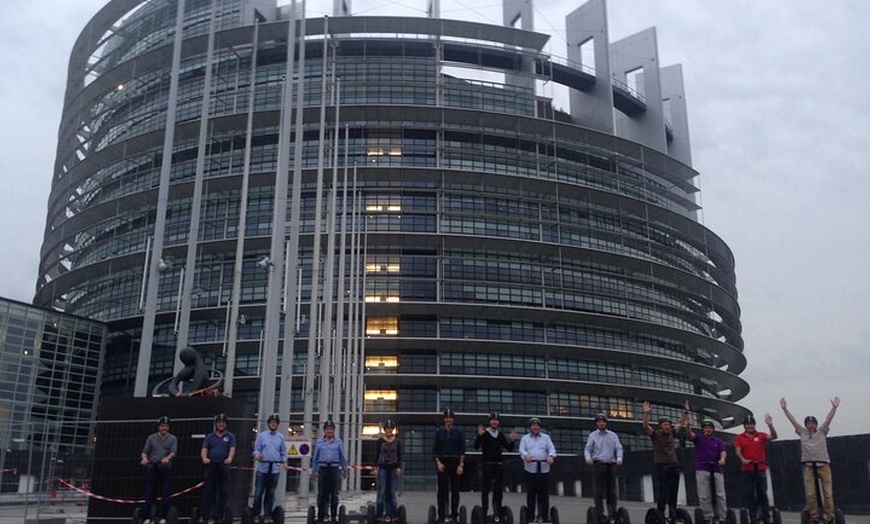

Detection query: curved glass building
(36, 0), (749, 484)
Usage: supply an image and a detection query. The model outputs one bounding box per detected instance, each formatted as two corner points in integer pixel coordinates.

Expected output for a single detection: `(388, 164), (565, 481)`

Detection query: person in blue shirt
(584, 413), (624, 523)
(311, 419), (348, 523)
(200, 413), (237, 524)
(433, 409), (466, 523)
(518, 417), (557, 523)
(252, 413), (288, 523)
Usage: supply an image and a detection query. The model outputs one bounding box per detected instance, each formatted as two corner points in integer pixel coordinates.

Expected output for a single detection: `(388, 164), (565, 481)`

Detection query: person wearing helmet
(433, 408), (465, 523)
(474, 412), (518, 521)
(734, 411), (778, 524)
(201, 413), (237, 524)
(140, 416), (177, 524)
(252, 414), (287, 523)
(375, 419), (403, 522)
(687, 415), (728, 524)
(780, 397), (841, 524)
(642, 400), (689, 522)
(584, 413), (623, 523)
(519, 417), (556, 522)
(311, 419), (349, 523)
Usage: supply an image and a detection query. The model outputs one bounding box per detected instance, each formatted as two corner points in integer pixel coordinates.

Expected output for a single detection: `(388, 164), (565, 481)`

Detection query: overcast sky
(1, 1), (867, 436)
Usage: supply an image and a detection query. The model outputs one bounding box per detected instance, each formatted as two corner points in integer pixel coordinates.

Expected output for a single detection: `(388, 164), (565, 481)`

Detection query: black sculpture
(168, 346), (210, 396)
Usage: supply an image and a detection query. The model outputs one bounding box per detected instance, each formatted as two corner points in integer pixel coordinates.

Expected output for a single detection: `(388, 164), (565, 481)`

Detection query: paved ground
(2, 492), (867, 524)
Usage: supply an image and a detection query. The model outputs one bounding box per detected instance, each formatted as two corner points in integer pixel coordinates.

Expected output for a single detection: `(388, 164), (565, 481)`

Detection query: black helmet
(323, 419), (335, 429)
(267, 413), (280, 424)
(215, 413), (229, 423)
(701, 417), (716, 428)
(804, 415), (818, 425)
(382, 419), (397, 429)
(443, 408), (455, 418)
(157, 416), (170, 426)
(743, 415), (756, 425)
(529, 417), (542, 426)
(595, 412), (608, 422)
(489, 412), (500, 421)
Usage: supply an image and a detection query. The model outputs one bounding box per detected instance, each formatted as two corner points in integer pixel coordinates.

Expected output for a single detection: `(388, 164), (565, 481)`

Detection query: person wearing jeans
(252, 414), (287, 523)
(140, 416), (176, 524)
(375, 419), (402, 522)
(311, 420), (349, 523)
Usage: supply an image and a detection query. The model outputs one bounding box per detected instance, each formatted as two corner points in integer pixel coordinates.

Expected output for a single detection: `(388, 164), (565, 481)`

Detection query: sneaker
(493, 517), (501, 523)
(158, 519), (167, 524)
(143, 519), (152, 524)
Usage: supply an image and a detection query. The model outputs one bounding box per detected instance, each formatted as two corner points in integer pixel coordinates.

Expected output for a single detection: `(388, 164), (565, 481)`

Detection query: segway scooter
(242, 460), (286, 524)
(800, 462), (845, 524)
(737, 462), (779, 524)
(428, 504), (467, 524)
(518, 460), (559, 524)
(585, 461), (629, 524)
(133, 505), (179, 524)
(692, 462), (736, 524)
(472, 504), (514, 524)
(644, 465), (693, 524)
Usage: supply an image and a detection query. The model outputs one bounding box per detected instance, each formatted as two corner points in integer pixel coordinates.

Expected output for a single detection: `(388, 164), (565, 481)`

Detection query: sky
(1, 1), (867, 436)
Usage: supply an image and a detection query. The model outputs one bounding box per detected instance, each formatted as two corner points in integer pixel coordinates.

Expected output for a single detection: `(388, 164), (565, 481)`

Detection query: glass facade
(0, 297), (106, 493)
(37, 0), (748, 484)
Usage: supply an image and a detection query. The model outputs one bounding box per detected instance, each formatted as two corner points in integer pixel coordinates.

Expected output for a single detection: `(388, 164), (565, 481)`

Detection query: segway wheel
(695, 509), (705, 524)
(368, 504), (378, 524)
(834, 509), (845, 524)
(550, 507), (560, 524)
(725, 509), (737, 524)
(223, 509), (233, 524)
(133, 507), (143, 524)
(800, 510), (811, 524)
(645, 509), (663, 524)
(428, 505), (438, 524)
(308, 505), (317, 524)
(272, 506), (285, 524)
(588, 507), (599, 524)
(191, 507), (201, 524)
(241, 507), (254, 524)
(520, 506), (529, 524)
(460, 506), (468, 524)
(472, 507), (484, 524)
(502, 506), (514, 524)
(167, 507), (179, 524)
(676, 508), (693, 524)
(617, 507), (631, 524)
(398, 505), (408, 524)
(740, 509), (750, 524)
(339, 505), (347, 524)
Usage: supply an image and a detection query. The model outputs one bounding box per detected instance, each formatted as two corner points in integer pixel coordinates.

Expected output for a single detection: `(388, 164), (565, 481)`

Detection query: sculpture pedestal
(87, 396), (255, 523)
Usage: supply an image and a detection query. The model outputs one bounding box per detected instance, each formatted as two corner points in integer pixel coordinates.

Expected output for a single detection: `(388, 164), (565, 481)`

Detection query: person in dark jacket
(474, 412), (517, 521)
(433, 409), (465, 523)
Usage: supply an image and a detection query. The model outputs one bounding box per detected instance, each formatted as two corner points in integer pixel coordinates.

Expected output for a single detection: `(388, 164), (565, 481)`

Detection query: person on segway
(687, 416), (727, 524)
(433, 408), (466, 523)
(201, 413), (237, 524)
(474, 412), (517, 522)
(140, 416), (177, 524)
(642, 401), (689, 523)
(780, 397), (841, 524)
(584, 413), (623, 524)
(734, 413), (778, 524)
(252, 413), (287, 524)
(375, 419), (403, 522)
(519, 417), (557, 523)
(311, 419), (349, 523)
